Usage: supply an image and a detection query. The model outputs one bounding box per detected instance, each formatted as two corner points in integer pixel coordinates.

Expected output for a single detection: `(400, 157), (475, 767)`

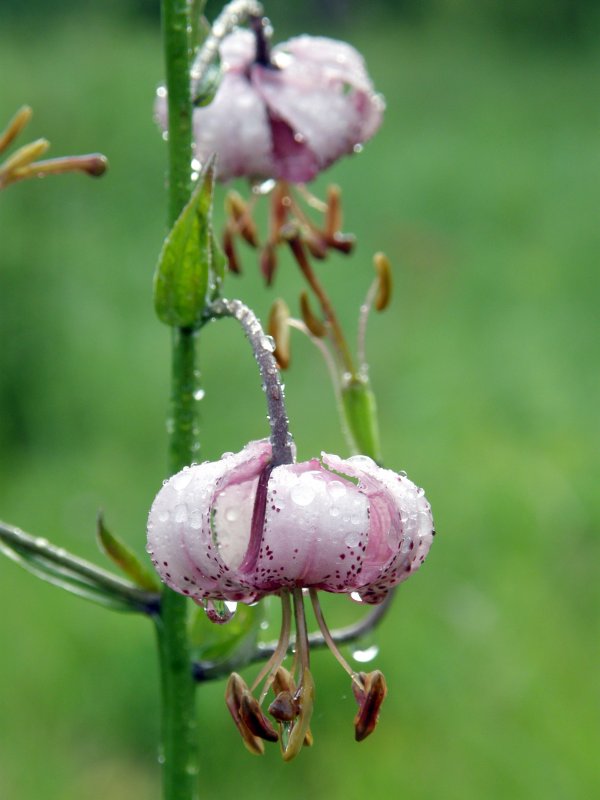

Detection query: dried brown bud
(299, 292), (327, 338)
(373, 252), (392, 311)
(268, 298), (291, 369)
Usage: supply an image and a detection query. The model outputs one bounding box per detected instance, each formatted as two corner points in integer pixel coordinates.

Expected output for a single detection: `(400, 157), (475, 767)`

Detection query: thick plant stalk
(157, 1), (199, 799)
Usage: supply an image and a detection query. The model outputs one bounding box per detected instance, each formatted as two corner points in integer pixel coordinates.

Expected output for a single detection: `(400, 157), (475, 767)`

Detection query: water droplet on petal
(290, 482), (316, 507)
(224, 506), (239, 523)
(174, 504), (188, 523)
(328, 480), (347, 500)
(158, 511), (170, 523)
(350, 591), (364, 603)
(204, 598), (237, 623)
(173, 470), (193, 491)
(353, 143), (364, 153)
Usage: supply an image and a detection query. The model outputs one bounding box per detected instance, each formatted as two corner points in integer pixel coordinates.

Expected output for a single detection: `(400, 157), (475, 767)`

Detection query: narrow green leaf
(0, 521), (159, 614)
(189, 601), (263, 663)
(341, 377), (383, 463)
(154, 159), (218, 328)
(96, 513), (161, 592)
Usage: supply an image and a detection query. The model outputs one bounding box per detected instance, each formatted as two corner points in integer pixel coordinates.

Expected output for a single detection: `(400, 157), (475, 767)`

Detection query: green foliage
(189, 602), (263, 662)
(97, 513), (161, 592)
(154, 160), (221, 328)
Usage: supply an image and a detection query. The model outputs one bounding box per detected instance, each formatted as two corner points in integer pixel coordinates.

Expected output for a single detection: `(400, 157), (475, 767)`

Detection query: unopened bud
(373, 252), (392, 311)
(0, 105), (32, 154)
(268, 299), (291, 369)
(299, 292), (326, 338)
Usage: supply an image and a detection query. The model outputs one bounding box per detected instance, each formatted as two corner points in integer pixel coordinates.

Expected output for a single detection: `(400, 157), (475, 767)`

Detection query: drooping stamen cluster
(0, 106), (107, 191)
(147, 438), (434, 758)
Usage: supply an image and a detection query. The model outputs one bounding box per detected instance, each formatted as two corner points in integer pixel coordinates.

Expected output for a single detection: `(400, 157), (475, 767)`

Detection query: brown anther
(272, 666), (296, 695)
(302, 228), (328, 260)
(325, 184), (342, 239)
(268, 299), (291, 369)
(268, 690), (298, 722)
(328, 232), (356, 255)
(303, 729), (314, 748)
(225, 190), (259, 247)
(299, 292), (327, 338)
(352, 670), (387, 742)
(223, 226), (242, 274)
(373, 252), (392, 311)
(279, 221), (301, 243)
(240, 692), (279, 743)
(260, 243), (277, 285)
(225, 673), (265, 756)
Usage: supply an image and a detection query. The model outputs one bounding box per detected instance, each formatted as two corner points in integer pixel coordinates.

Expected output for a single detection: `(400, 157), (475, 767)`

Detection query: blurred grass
(0, 9), (598, 800)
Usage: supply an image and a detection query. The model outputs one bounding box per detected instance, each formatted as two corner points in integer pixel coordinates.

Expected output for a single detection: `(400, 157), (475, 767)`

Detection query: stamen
(309, 589), (361, 687)
(268, 298), (291, 369)
(299, 292), (327, 338)
(252, 591), (292, 697)
(291, 587), (311, 684)
(357, 253), (392, 374)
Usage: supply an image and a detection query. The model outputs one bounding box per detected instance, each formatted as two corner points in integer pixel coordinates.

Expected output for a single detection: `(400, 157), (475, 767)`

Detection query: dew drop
(290, 482), (316, 507)
(174, 504), (188, 524)
(34, 537), (49, 548)
(158, 511), (170, 523)
(350, 591), (364, 603)
(352, 644), (379, 664)
(328, 480), (347, 500)
(260, 335), (276, 352)
(189, 509), (203, 530)
(400, 535), (412, 554)
(173, 470), (193, 491)
(353, 143), (364, 153)
(224, 506), (239, 523)
(193, 389), (205, 401)
(329, 505), (341, 517)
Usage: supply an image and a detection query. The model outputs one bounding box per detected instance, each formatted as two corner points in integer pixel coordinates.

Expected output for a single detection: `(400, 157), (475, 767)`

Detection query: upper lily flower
(155, 24), (385, 183)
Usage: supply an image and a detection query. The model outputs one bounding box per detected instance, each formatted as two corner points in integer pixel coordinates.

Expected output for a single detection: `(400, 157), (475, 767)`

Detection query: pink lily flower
(155, 29), (385, 183)
(147, 439), (433, 606)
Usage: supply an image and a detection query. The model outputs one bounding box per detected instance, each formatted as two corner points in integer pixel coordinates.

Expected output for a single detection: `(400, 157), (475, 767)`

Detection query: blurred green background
(1, 1), (598, 798)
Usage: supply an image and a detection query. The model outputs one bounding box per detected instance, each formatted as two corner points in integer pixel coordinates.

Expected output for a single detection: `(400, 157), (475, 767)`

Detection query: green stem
(157, 2), (199, 799)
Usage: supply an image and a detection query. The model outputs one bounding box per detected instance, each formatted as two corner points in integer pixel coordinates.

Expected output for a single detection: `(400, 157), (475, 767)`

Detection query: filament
(309, 589), (362, 689)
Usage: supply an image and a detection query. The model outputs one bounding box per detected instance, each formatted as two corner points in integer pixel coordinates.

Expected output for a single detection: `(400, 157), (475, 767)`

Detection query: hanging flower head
(155, 20), (384, 183)
(147, 435), (434, 758)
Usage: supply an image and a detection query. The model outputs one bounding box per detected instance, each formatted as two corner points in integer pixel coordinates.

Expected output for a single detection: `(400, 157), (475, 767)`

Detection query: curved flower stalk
(147, 439), (434, 757)
(155, 18), (384, 183)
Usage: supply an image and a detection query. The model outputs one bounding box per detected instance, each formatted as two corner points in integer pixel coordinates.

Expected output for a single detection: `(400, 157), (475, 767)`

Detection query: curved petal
(192, 74), (275, 181)
(219, 29), (256, 73)
(321, 454), (434, 603)
(147, 440), (272, 602)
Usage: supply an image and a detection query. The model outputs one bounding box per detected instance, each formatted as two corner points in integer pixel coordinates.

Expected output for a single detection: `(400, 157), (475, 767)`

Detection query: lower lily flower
(147, 439), (434, 758)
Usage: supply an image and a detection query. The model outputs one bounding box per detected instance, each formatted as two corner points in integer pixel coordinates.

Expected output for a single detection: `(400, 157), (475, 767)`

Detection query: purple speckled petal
(320, 454), (434, 603)
(252, 461), (370, 593)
